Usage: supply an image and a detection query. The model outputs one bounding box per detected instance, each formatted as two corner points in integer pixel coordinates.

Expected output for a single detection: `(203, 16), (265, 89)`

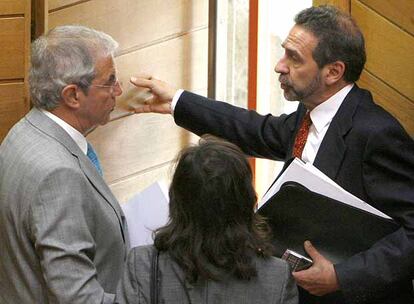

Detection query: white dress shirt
(302, 84), (353, 164)
(171, 89), (184, 114)
(41, 109), (88, 155)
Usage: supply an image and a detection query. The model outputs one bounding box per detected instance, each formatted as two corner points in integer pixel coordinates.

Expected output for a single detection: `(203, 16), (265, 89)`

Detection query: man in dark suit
(129, 5), (414, 304)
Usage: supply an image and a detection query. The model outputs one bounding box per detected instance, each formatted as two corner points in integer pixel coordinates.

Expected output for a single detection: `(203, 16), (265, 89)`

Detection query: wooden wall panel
(49, 0), (88, 11)
(313, 0), (350, 11)
(358, 71), (414, 135)
(48, 0), (208, 54)
(0, 83), (26, 140)
(352, 0), (414, 101)
(352, 0), (414, 135)
(33, 0), (48, 38)
(0, 0), (25, 14)
(313, 0), (414, 135)
(0, 18), (25, 80)
(359, 0), (414, 35)
(0, 1), (30, 143)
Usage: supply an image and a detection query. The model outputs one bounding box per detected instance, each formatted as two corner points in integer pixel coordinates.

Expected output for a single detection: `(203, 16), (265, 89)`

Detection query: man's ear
(324, 61), (346, 85)
(61, 84), (81, 109)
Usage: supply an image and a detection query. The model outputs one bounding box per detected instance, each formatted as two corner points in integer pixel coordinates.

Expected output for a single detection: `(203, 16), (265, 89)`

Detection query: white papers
(121, 181), (170, 248)
(258, 158), (391, 219)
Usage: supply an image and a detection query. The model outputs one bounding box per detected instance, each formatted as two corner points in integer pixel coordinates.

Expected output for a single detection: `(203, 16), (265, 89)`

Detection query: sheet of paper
(259, 158), (391, 219)
(121, 181), (170, 248)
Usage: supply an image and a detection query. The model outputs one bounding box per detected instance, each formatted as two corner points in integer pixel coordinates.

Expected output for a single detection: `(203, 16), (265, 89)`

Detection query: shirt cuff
(171, 89), (184, 115)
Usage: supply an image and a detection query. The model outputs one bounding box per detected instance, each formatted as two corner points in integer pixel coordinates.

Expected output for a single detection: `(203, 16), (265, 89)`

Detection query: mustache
(278, 75), (291, 86)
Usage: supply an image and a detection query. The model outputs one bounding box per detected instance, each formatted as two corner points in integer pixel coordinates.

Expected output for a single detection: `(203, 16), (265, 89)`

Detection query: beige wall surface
(47, 0), (208, 202)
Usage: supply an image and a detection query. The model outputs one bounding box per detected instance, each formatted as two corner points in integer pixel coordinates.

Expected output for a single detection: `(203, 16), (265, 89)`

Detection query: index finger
(130, 77), (153, 89)
(131, 72), (153, 80)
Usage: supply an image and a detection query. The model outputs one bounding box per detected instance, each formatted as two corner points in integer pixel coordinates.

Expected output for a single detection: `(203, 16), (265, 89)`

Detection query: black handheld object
(281, 249), (313, 271)
(258, 181), (399, 264)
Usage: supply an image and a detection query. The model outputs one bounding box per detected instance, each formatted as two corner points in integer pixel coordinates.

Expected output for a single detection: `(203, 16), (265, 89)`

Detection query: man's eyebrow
(281, 42), (299, 54)
(284, 46), (301, 59)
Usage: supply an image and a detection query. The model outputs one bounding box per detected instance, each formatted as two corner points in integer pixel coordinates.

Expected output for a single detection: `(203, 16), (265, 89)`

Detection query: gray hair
(29, 25), (119, 110)
(295, 5), (366, 83)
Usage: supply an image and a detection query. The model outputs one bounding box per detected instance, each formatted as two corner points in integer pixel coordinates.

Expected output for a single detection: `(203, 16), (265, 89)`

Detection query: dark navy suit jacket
(174, 85), (414, 304)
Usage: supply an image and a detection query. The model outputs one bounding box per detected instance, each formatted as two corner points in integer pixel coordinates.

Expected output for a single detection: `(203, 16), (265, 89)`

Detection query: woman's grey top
(116, 245), (298, 304)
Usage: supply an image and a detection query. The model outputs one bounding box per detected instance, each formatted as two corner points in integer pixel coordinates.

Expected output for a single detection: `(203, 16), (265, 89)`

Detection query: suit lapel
(26, 108), (127, 242)
(313, 85), (361, 180)
(77, 156), (129, 244)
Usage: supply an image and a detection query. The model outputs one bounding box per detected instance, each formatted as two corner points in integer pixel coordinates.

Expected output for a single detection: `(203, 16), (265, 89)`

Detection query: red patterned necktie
(292, 112), (312, 159)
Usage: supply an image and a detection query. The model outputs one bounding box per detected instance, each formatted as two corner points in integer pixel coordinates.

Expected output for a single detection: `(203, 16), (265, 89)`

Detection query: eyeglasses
(89, 79), (122, 94)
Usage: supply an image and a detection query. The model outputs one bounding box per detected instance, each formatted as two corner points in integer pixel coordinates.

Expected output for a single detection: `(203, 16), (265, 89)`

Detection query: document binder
(257, 181), (399, 264)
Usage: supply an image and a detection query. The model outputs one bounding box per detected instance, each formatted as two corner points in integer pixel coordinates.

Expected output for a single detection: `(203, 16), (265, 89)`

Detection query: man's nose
(113, 82), (123, 96)
(274, 58), (288, 74)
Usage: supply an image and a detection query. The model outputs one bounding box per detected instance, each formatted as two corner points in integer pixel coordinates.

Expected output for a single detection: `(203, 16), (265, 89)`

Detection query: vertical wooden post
(208, 0), (217, 99)
(33, 0), (48, 39)
(25, 0), (32, 110)
(248, 0), (259, 179)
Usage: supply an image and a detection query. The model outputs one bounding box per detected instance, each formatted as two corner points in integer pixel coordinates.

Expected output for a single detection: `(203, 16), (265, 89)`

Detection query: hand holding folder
(258, 181), (399, 265)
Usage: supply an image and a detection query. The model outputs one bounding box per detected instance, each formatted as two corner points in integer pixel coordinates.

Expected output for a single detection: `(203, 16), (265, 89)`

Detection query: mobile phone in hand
(281, 249), (313, 271)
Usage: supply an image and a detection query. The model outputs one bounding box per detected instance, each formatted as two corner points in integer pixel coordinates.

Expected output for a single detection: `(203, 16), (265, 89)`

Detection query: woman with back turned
(116, 136), (298, 303)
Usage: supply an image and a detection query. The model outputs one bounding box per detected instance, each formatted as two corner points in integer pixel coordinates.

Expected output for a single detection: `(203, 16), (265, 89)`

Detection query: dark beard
(279, 73), (321, 101)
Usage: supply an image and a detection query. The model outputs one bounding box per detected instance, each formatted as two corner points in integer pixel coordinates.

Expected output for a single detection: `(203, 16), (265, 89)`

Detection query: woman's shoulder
(214, 256), (297, 303)
(129, 244), (154, 255)
(128, 245), (174, 271)
(254, 256), (291, 280)
(257, 255), (289, 266)
(127, 245), (157, 268)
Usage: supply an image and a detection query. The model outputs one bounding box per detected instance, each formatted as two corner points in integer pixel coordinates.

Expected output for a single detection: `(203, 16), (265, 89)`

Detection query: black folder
(257, 181), (399, 264)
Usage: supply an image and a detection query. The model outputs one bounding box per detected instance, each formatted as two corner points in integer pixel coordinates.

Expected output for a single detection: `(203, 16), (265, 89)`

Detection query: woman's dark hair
(295, 5), (366, 82)
(154, 136), (274, 283)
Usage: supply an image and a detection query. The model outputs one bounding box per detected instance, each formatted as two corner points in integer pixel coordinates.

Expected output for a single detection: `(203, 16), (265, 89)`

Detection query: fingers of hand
(293, 270), (327, 296)
(131, 73), (153, 80)
(292, 261), (338, 296)
(292, 265), (314, 284)
(133, 102), (171, 114)
(304, 240), (324, 261)
(130, 77), (154, 90)
(133, 104), (153, 113)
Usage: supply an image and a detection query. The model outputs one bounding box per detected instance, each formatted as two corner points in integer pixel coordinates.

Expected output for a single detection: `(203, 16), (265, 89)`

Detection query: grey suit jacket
(115, 245), (299, 304)
(0, 108), (129, 303)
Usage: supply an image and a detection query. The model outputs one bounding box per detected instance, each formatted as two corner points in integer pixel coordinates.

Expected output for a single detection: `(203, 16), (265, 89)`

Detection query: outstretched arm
(130, 75), (295, 159)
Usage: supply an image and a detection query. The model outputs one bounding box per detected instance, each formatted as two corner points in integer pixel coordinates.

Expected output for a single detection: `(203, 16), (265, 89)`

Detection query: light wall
(47, 0), (208, 203)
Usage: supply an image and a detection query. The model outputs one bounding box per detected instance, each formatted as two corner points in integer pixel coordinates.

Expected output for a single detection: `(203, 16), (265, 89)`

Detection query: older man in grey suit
(0, 25), (128, 303)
